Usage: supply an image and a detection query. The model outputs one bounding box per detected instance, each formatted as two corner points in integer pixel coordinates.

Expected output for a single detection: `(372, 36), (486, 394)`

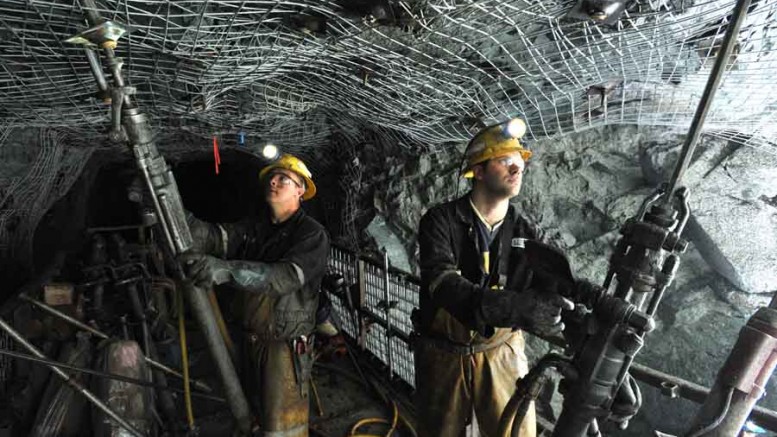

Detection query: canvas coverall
(189, 208), (329, 436)
(415, 193), (539, 437)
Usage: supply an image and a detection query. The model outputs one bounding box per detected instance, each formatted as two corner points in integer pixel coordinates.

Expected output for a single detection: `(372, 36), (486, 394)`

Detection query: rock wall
(344, 124), (777, 435)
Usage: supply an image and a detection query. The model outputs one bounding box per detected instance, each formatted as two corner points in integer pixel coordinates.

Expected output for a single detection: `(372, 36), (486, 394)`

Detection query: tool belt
(291, 335), (314, 397)
(412, 331), (513, 355)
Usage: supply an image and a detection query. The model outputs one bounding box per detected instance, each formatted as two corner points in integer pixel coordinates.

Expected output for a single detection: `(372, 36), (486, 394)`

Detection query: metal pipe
(0, 348), (225, 403)
(207, 288), (237, 364)
(127, 282), (151, 355)
(83, 48), (108, 92)
(18, 293), (213, 393)
(664, 0), (752, 202)
(630, 362), (777, 431)
(182, 281), (252, 433)
(0, 317), (145, 437)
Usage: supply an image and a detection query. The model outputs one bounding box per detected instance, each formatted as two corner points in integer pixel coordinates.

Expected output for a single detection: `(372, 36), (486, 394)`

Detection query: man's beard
(484, 174), (521, 198)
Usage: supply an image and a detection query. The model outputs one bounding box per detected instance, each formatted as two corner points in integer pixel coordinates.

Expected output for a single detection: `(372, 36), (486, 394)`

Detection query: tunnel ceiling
(1, 0), (777, 154)
(2, 0), (777, 272)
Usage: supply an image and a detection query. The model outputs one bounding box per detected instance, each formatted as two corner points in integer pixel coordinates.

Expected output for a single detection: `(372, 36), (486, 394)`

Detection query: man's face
(474, 152), (526, 198)
(264, 168), (305, 207)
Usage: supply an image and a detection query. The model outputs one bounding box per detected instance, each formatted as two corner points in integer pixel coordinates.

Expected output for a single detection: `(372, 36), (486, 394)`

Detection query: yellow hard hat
(259, 154), (317, 200)
(461, 118), (532, 178)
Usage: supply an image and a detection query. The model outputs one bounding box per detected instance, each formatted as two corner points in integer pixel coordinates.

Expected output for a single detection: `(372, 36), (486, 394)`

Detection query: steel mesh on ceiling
(0, 0), (776, 152)
(2, 0), (777, 268)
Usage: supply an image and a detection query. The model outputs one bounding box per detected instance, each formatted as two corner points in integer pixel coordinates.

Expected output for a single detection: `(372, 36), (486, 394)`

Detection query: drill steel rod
(0, 317), (145, 437)
(0, 348), (226, 403)
(664, 0), (752, 201)
(83, 48), (108, 92)
(18, 293), (213, 393)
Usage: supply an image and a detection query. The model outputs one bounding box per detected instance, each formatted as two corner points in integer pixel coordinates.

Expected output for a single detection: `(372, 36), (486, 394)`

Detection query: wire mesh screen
(0, 128), (95, 267)
(1, 0), (777, 152)
(326, 245), (420, 387)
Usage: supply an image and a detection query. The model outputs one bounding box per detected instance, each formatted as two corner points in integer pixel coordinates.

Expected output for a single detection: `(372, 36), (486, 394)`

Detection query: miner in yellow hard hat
(413, 118), (573, 437)
(182, 152), (329, 436)
(461, 117), (533, 179)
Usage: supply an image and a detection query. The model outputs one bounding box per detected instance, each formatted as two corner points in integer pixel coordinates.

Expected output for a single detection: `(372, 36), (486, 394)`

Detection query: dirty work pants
(245, 337), (310, 437)
(414, 332), (536, 437)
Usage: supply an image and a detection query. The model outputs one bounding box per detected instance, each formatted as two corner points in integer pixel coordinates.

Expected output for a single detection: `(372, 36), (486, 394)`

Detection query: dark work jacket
(217, 208), (330, 340)
(418, 193), (539, 345)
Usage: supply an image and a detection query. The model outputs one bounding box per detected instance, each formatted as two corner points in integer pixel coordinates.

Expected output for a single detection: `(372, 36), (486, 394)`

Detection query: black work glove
(524, 240), (577, 298)
(179, 253), (231, 288)
(477, 288), (574, 337)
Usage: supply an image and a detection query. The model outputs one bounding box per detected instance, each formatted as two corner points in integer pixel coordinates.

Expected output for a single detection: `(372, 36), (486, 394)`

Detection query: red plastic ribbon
(213, 135), (221, 175)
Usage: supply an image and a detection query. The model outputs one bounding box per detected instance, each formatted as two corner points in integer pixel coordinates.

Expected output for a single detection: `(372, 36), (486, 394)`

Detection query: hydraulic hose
(687, 387), (735, 437)
(499, 354), (572, 437)
(177, 288), (195, 430)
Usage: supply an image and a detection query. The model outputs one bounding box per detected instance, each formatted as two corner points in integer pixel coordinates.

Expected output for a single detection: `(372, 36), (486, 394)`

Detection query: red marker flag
(213, 135), (221, 175)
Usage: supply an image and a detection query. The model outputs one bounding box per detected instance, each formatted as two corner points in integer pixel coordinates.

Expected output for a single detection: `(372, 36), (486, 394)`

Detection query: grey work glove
(478, 288), (574, 337)
(179, 253), (231, 288)
(185, 211), (223, 255)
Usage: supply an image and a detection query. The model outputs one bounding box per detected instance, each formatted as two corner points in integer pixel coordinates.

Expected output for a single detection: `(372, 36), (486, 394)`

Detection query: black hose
(511, 396), (533, 437)
(687, 387), (735, 437)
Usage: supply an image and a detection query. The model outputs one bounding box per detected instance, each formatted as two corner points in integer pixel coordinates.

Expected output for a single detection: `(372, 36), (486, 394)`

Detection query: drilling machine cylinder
(67, 2), (251, 432)
(685, 302), (777, 436)
(550, 187), (689, 437)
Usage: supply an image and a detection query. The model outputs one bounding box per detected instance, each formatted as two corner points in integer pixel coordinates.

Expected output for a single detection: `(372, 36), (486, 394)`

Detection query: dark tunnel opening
(15, 149), (338, 297)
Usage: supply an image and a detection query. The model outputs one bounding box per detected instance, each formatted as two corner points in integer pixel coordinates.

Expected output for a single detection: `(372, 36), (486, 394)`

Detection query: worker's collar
(266, 206), (304, 227)
(468, 198), (503, 233)
(454, 192), (514, 226)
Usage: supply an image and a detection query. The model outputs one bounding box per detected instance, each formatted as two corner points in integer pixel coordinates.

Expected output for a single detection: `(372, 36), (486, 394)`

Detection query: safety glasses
(267, 171), (302, 189)
(495, 155), (527, 173)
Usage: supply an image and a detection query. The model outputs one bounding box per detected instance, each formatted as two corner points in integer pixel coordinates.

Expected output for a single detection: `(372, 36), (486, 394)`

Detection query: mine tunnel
(1, 0), (777, 436)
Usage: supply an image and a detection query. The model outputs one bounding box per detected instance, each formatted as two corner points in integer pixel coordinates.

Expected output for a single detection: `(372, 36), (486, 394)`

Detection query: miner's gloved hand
(185, 211), (223, 255)
(179, 253), (231, 288)
(477, 288), (574, 337)
(519, 288), (575, 336)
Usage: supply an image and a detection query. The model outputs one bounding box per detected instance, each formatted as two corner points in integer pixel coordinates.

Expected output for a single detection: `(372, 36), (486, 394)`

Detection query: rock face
(343, 124), (777, 434)
(641, 139), (777, 294)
